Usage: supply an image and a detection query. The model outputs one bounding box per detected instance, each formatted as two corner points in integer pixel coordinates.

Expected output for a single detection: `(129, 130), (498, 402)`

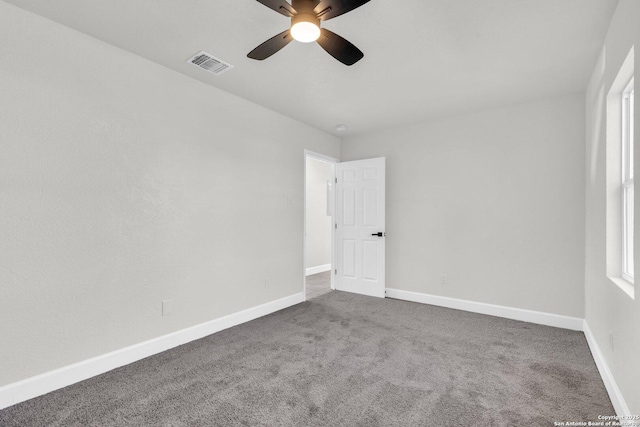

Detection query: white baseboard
(0, 292), (304, 410)
(385, 288), (584, 331)
(305, 264), (331, 276)
(583, 321), (630, 416)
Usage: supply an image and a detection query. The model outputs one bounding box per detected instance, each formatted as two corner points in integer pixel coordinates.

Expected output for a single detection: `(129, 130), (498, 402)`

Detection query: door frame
(303, 150), (338, 301)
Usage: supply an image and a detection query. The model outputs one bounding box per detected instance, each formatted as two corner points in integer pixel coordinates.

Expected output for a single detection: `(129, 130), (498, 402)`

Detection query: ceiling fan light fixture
(248, 0), (369, 65)
(291, 13), (321, 43)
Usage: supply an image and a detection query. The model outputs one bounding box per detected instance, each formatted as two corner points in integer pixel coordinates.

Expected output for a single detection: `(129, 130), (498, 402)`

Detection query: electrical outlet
(440, 274), (448, 285)
(609, 333), (614, 351)
(162, 300), (173, 317)
(264, 279), (268, 289)
(286, 197), (294, 206)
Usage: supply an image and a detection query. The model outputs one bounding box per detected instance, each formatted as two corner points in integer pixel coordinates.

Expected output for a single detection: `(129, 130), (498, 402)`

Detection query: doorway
(304, 151), (337, 300)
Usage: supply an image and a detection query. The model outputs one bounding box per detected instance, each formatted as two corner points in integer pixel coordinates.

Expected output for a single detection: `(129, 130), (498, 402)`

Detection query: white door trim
(303, 150), (338, 301)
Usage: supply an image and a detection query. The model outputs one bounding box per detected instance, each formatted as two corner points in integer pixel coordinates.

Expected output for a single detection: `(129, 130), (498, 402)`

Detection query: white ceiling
(4, 0), (618, 137)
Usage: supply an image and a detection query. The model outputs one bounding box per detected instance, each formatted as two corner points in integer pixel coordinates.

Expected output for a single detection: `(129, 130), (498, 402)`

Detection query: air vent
(187, 51), (233, 76)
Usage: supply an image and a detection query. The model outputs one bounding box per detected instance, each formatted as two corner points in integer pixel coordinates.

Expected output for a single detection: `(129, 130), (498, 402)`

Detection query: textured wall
(305, 158), (333, 270)
(584, 0), (640, 413)
(0, 2), (339, 386)
(342, 94), (586, 317)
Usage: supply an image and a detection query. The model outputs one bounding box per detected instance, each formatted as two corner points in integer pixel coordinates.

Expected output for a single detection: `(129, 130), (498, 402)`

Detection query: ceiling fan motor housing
(291, 0), (319, 28)
(291, 0), (315, 13)
(292, 12), (320, 29)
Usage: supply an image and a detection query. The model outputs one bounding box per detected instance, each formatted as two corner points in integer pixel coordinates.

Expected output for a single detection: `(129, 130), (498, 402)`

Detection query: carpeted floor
(0, 291), (614, 426)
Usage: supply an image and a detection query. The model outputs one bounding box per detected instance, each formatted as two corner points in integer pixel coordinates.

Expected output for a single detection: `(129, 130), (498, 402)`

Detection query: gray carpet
(0, 291), (614, 426)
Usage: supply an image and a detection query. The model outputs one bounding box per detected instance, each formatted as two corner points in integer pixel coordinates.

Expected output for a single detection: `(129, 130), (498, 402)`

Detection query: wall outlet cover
(162, 300), (174, 317)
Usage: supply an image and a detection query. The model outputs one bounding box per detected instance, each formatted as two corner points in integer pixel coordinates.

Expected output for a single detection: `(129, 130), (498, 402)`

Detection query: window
(606, 47), (634, 298)
(622, 77), (634, 283)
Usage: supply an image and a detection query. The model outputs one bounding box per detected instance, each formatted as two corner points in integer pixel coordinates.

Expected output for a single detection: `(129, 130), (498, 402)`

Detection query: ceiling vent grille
(187, 51), (233, 76)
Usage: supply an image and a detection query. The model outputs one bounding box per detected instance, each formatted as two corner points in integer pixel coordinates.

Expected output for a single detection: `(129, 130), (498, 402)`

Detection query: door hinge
(335, 269), (337, 275)
(335, 223), (337, 229)
(335, 177), (337, 183)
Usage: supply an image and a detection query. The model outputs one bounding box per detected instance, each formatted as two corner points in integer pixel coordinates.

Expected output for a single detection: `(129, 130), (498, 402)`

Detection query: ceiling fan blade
(255, 0), (296, 17)
(316, 28), (363, 66)
(314, 0), (370, 21)
(247, 30), (294, 60)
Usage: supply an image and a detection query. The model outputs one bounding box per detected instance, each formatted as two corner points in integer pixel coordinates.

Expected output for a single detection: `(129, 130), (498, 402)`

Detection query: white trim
(583, 321), (630, 417)
(609, 276), (635, 299)
(303, 149), (339, 165)
(621, 77), (634, 284)
(305, 264), (331, 276)
(385, 288), (584, 331)
(0, 292), (304, 410)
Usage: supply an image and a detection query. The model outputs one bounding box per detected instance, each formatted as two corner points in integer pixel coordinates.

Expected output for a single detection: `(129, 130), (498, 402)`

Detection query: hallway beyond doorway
(306, 271), (331, 300)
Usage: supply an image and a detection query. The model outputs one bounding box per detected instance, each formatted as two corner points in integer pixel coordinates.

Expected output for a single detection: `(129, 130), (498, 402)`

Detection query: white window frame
(621, 77), (634, 284)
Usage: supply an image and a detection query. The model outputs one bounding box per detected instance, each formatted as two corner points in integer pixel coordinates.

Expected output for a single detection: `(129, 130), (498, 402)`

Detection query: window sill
(608, 276), (635, 299)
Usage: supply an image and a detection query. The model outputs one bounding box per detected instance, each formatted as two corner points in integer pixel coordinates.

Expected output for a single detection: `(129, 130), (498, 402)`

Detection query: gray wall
(342, 94), (586, 317)
(585, 0), (640, 413)
(305, 158), (333, 271)
(0, 2), (339, 387)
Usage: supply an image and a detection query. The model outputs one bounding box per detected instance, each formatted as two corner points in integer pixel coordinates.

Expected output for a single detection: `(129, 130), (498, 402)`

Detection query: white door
(335, 158), (386, 298)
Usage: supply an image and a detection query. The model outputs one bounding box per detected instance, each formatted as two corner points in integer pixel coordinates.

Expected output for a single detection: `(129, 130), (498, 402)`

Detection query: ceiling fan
(247, 0), (370, 66)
